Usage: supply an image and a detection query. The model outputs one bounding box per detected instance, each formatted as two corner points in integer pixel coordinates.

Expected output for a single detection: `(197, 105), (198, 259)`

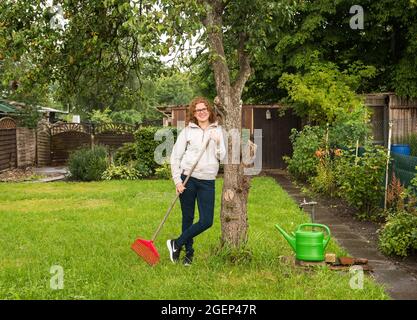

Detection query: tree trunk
(220, 96), (251, 247)
(203, 0), (252, 249)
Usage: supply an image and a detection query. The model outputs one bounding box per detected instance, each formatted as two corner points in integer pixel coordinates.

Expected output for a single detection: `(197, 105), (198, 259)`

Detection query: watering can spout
(275, 224), (296, 252)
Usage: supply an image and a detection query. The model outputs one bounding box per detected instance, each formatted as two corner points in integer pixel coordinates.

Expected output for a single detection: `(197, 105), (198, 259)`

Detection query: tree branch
(232, 32), (251, 97)
(202, 0), (231, 102)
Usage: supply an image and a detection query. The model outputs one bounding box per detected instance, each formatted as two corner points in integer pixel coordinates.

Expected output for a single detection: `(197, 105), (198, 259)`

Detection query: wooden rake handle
(151, 137), (212, 241)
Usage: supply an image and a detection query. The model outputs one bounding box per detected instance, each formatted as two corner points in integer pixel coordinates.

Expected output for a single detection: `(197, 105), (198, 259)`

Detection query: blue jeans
(176, 174), (215, 255)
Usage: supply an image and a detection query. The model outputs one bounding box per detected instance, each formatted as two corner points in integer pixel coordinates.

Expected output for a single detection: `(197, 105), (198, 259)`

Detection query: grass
(0, 177), (388, 300)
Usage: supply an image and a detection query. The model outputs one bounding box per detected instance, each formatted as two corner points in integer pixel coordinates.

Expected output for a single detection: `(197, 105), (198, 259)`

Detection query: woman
(168, 97), (226, 266)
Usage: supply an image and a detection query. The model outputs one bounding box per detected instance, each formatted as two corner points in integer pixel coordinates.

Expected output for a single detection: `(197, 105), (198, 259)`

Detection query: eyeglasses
(194, 107), (208, 114)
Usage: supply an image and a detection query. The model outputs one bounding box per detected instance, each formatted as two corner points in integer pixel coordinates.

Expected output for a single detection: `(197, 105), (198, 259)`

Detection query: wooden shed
(157, 104), (301, 169)
(157, 105), (188, 127)
(365, 93), (417, 145)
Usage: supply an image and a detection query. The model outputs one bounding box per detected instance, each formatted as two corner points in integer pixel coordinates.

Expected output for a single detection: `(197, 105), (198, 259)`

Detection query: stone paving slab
(29, 166), (69, 183)
(26, 175), (67, 183)
(372, 270), (417, 300)
(329, 232), (365, 241)
(33, 166), (68, 175)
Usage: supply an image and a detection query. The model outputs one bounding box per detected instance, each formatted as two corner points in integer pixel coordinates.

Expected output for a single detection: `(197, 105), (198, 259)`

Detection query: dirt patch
(0, 166), (67, 182)
(0, 167), (44, 182)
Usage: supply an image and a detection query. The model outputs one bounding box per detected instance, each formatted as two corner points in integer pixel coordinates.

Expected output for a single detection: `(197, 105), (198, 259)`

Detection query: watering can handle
(298, 223), (331, 239)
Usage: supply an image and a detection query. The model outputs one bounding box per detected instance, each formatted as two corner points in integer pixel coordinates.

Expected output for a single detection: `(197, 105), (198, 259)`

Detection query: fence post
(355, 139), (359, 165)
(91, 123), (95, 150)
(384, 120), (393, 211)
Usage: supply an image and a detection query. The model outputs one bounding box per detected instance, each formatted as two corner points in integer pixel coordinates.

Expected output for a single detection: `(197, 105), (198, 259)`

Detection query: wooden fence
(37, 120), (51, 166)
(49, 122), (135, 165)
(0, 117), (17, 171)
(0, 119), (136, 170)
(366, 93), (417, 146)
(16, 127), (36, 167)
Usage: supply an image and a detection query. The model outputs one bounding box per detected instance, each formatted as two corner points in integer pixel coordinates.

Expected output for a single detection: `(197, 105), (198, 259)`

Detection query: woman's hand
(176, 182), (186, 194)
(210, 130), (221, 144)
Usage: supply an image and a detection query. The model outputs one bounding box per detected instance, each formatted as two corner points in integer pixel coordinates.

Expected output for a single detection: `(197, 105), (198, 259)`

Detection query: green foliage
(68, 146), (108, 181)
(310, 157), (338, 197)
(114, 141), (153, 178)
(101, 164), (142, 180)
(134, 126), (178, 174)
(114, 143), (138, 165)
(89, 108), (113, 124)
(90, 108), (112, 124)
(0, 0), (166, 113)
(241, 0), (417, 102)
(329, 111), (372, 148)
(279, 60), (375, 125)
(131, 160), (153, 178)
(154, 73), (196, 106)
(110, 110), (142, 125)
(155, 163), (171, 180)
(378, 211), (417, 257)
(284, 126), (324, 181)
(16, 105), (42, 129)
(134, 126), (162, 174)
(336, 145), (388, 218)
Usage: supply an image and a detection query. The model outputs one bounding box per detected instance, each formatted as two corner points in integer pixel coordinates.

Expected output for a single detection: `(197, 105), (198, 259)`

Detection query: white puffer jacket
(170, 121), (226, 185)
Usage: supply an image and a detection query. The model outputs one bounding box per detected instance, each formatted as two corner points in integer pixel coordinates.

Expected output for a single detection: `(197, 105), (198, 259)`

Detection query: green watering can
(275, 223), (331, 262)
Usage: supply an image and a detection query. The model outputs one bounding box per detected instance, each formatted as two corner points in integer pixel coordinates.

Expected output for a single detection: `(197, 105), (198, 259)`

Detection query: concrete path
(266, 171), (417, 300)
(31, 166), (69, 182)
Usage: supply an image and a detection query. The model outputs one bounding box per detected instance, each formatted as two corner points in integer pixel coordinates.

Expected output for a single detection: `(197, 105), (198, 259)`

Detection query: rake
(131, 137), (211, 266)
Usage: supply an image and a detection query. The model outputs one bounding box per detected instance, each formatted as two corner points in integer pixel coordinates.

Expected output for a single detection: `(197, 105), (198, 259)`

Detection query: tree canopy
(190, 0), (417, 102)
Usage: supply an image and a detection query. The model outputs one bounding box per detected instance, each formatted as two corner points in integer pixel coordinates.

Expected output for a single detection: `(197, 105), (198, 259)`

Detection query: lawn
(0, 177), (388, 299)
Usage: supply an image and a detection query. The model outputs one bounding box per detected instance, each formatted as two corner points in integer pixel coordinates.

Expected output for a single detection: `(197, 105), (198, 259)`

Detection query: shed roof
(39, 106), (68, 114)
(0, 100), (18, 114)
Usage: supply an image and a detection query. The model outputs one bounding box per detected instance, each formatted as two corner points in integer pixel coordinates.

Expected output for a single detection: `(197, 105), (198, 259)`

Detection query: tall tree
(190, 0), (417, 103)
(0, 0), (164, 112)
(157, 0), (296, 247)
(246, 0), (417, 101)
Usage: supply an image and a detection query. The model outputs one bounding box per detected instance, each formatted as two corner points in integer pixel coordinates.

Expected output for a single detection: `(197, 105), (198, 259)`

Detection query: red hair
(187, 97), (217, 124)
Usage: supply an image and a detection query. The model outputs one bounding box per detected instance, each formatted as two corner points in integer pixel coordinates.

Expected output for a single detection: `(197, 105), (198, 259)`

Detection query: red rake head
(131, 238), (160, 266)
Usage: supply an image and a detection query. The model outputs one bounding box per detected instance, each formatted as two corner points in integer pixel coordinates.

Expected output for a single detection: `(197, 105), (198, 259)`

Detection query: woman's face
(194, 102), (210, 123)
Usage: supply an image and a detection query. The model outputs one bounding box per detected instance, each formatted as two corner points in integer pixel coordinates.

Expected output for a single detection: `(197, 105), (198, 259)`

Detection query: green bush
(135, 127), (163, 173)
(134, 127), (178, 174)
(284, 126), (324, 181)
(114, 143), (137, 165)
(132, 160), (153, 178)
(336, 145), (388, 218)
(101, 164), (142, 180)
(310, 157), (338, 197)
(17, 105), (42, 129)
(279, 60), (375, 125)
(378, 212), (417, 257)
(329, 112), (372, 148)
(110, 109), (142, 125)
(155, 163), (171, 180)
(68, 146), (108, 181)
